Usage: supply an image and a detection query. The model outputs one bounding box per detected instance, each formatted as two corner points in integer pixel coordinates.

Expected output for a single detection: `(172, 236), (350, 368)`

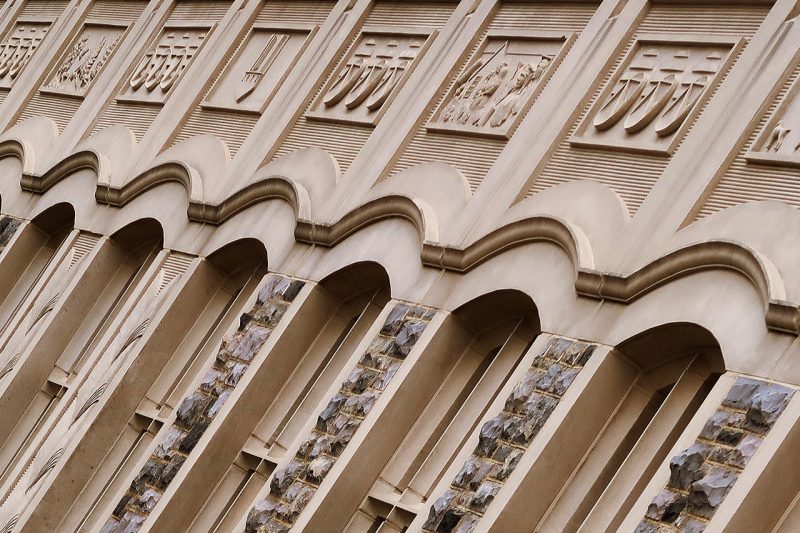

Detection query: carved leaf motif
(0, 513), (19, 533)
(26, 448), (63, 492)
(26, 293), (59, 335)
(0, 354), (20, 381)
(72, 382), (108, 424)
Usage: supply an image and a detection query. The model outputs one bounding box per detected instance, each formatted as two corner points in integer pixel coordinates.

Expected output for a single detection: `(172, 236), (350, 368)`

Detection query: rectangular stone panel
(42, 23), (126, 96)
(571, 36), (738, 155)
(422, 336), (596, 533)
(305, 29), (432, 127)
(0, 21), (50, 89)
(635, 377), (795, 533)
(426, 31), (570, 139)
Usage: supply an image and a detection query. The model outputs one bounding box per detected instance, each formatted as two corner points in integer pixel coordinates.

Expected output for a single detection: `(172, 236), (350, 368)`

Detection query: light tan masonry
(4, 0), (800, 532)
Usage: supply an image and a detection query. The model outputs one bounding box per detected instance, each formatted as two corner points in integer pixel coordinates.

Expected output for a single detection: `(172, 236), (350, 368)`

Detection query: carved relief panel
(0, 22), (49, 88)
(203, 25), (314, 113)
(746, 72), (800, 168)
(42, 23), (126, 96)
(305, 30), (433, 126)
(428, 31), (572, 139)
(118, 24), (211, 104)
(572, 36), (740, 155)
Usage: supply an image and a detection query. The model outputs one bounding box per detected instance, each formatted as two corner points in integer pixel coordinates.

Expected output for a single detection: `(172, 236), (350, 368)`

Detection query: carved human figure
(765, 120), (791, 152)
(487, 56), (550, 128)
(460, 61), (508, 125)
(0, 273), (179, 533)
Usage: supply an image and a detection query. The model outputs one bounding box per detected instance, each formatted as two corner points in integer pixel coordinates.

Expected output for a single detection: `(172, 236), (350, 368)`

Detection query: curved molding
(0, 139), (33, 174)
(95, 162), (196, 206)
(187, 176), (307, 224)
(573, 240), (798, 334)
(21, 150), (105, 193)
(420, 215), (588, 273)
(295, 195), (433, 246)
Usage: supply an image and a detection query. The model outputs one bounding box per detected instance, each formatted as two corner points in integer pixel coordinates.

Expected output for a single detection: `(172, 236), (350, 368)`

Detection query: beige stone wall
(0, 0), (798, 531)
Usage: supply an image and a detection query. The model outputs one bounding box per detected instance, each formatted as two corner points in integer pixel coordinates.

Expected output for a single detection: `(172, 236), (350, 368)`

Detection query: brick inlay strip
(423, 336), (597, 533)
(245, 302), (436, 532)
(102, 274), (306, 533)
(636, 376), (795, 533)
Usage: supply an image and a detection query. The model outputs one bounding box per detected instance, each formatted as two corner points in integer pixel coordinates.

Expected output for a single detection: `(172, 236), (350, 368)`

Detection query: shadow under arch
(542, 322), (725, 533)
(206, 237), (268, 278)
(343, 289), (541, 532)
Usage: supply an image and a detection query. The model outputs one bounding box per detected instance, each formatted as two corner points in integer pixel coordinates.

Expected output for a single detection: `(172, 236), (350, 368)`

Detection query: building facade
(0, 0), (796, 531)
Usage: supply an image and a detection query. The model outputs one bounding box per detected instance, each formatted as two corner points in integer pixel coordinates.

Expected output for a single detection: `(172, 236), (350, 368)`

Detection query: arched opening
(536, 323), (723, 533)
(345, 290), (540, 532)
(0, 203), (75, 331)
(0, 217), (165, 497)
(60, 237), (269, 531)
(128, 261), (392, 532)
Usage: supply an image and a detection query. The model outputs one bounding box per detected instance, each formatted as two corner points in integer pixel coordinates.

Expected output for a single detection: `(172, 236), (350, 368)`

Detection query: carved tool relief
(204, 27), (311, 113)
(429, 35), (569, 138)
(120, 28), (208, 103)
(0, 23), (49, 88)
(572, 38), (737, 154)
(0, 268), (181, 533)
(746, 69), (800, 168)
(307, 32), (430, 126)
(44, 24), (124, 95)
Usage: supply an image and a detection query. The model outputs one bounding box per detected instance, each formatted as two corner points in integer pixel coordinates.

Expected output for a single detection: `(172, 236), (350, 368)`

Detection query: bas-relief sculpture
(747, 74), (800, 167)
(0, 270), (181, 533)
(429, 36), (567, 138)
(573, 39), (736, 154)
(204, 28), (311, 113)
(44, 25), (124, 95)
(307, 32), (428, 126)
(120, 28), (209, 103)
(0, 23), (49, 88)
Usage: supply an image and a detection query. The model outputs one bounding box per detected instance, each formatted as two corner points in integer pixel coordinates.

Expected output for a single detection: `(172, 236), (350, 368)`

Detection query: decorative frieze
(571, 37), (739, 155)
(0, 23), (49, 88)
(427, 33), (570, 139)
(306, 31), (431, 126)
(44, 24), (124, 95)
(0, 216), (21, 254)
(203, 27), (312, 113)
(120, 27), (209, 103)
(102, 275), (305, 533)
(636, 377), (795, 533)
(422, 336), (596, 533)
(245, 303), (436, 532)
